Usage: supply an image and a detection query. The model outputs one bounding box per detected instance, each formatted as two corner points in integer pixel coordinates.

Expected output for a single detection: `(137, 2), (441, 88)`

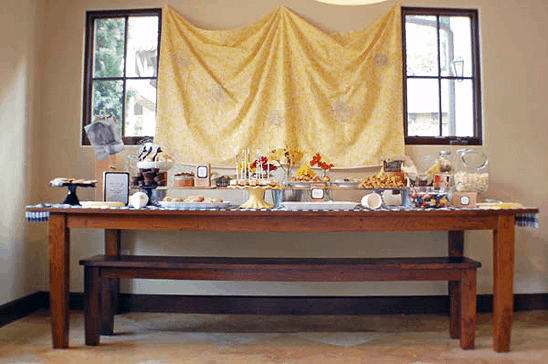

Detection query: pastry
(184, 195), (205, 202)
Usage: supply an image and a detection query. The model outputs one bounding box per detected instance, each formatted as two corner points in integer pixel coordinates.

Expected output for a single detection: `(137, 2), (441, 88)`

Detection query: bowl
(409, 188), (449, 209)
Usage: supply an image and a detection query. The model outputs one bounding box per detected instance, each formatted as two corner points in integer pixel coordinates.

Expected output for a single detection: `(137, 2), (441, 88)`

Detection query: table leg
(48, 213), (70, 349)
(493, 215), (515, 352)
(448, 230), (464, 339)
(460, 269), (477, 349)
(101, 229), (121, 335)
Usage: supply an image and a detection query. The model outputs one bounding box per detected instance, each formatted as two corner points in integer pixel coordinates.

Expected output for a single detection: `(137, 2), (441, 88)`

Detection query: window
(402, 7), (482, 145)
(82, 9), (161, 145)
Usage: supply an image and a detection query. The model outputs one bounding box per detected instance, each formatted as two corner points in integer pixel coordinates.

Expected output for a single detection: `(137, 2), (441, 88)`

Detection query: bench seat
(80, 255), (481, 349)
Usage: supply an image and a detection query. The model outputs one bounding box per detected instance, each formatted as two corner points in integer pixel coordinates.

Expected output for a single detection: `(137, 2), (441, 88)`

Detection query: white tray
(281, 201), (359, 211)
(158, 201), (231, 209)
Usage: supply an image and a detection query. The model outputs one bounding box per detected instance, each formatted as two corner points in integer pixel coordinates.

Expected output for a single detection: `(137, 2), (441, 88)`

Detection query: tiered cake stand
(228, 185), (283, 209)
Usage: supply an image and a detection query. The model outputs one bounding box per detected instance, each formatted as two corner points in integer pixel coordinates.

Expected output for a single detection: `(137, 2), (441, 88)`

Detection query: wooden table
(28, 205), (538, 352)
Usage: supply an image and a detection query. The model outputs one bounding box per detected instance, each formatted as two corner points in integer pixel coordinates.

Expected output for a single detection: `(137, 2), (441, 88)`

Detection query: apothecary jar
(453, 148), (489, 193)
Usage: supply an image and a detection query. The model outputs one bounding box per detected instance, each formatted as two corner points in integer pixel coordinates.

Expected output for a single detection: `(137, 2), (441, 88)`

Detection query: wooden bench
(79, 255), (481, 349)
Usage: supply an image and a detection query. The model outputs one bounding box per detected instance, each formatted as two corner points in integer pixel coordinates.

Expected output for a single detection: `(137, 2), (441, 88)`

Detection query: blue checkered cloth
(515, 213), (539, 228)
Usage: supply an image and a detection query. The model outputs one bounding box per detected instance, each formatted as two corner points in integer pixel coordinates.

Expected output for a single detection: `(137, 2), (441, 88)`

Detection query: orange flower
(310, 153), (333, 170)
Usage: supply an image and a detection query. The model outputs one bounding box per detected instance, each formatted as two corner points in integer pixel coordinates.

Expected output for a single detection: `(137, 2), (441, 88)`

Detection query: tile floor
(1, 310), (547, 363)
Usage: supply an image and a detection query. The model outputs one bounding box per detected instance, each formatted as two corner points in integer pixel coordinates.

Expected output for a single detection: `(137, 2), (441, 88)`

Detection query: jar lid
(460, 150), (488, 169)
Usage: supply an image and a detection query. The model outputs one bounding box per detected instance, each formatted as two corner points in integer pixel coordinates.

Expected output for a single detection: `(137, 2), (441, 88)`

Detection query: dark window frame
(402, 7), (482, 145)
(82, 8), (162, 146)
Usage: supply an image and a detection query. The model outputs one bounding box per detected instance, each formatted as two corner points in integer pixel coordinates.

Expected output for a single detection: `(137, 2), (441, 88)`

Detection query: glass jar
(453, 148), (489, 193)
(434, 150), (453, 189)
(438, 150), (453, 172)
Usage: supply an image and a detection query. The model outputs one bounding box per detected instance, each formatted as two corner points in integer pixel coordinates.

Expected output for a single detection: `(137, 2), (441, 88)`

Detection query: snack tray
(158, 201), (231, 209)
(281, 201), (359, 211)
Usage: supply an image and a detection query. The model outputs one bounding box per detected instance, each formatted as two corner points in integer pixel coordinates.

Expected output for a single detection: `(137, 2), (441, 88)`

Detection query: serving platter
(281, 201), (359, 211)
(332, 181), (361, 188)
(285, 181), (314, 188)
(158, 201), (231, 209)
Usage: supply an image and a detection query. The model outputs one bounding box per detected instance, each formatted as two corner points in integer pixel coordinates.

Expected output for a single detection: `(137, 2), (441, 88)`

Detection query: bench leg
(449, 281), (461, 339)
(101, 277), (118, 335)
(448, 231), (464, 339)
(84, 266), (101, 346)
(459, 269), (477, 350)
(102, 229), (120, 335)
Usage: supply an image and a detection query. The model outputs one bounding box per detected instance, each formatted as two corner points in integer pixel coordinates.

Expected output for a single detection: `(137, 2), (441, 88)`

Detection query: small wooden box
(452, 192), (477, 207)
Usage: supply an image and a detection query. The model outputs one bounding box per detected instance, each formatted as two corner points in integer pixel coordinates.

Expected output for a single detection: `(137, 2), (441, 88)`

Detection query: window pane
(407, 78), (440, 137)
(125, 79), (157, 136)
(441, 79), (475, 137)
(440, 16), (472, 78)
(92, 80), (124, 134)
(126, 16), (159, 78)
(405, 15), (438, 77)
(93, 18), (126, 78)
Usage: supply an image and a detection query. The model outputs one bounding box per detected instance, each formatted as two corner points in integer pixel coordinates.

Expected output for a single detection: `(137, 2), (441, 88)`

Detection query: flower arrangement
(251, 156), (277, 177)
(310, 153), (334, 170)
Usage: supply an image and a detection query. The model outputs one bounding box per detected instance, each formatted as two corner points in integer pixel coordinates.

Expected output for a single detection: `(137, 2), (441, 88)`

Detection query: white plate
(158, 201), (231, 209)
(281, 201), (359, 211)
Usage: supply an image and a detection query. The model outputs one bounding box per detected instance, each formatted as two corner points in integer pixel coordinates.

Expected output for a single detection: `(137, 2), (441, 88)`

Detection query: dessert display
(358, 172), (405, 189)
(163, 195), (223, 203)
(135, 143), (174, 170)
(49, 178), (97, 187)
(49, 177), (98, 206)
(173, 172), (195, 187)
(132, 168), (167, 187)
(118, 144), (497, 209)
(159, 194), (230, 208)
(229, 178), (280, 188)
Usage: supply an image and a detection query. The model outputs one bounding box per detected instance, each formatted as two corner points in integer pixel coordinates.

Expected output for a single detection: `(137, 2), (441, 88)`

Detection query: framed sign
(195, 163), (211, 187)
(103, 171), (130, 204)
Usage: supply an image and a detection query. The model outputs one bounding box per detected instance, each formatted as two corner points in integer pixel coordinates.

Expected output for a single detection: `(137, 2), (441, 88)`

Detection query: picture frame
(103, 171), (130, 204)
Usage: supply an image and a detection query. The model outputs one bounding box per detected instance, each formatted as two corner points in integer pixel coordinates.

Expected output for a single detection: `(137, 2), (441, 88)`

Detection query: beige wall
(1, 0), (546, 305)
(0, 0), (45, 305)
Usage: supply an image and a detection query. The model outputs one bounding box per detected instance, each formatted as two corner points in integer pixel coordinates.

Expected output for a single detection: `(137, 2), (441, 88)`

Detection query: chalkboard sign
(103, 172), (130, 204)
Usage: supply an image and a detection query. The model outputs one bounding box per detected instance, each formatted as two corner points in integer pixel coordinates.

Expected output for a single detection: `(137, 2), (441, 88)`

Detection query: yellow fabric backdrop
(155, 5), (404, 167)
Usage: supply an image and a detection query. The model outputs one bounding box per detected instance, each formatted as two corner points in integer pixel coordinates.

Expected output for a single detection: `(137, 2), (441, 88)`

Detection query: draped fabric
(155, 5), (404, 167)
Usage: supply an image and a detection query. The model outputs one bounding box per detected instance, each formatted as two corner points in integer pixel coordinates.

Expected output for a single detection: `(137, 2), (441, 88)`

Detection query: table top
(26, 203), (539, 232)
